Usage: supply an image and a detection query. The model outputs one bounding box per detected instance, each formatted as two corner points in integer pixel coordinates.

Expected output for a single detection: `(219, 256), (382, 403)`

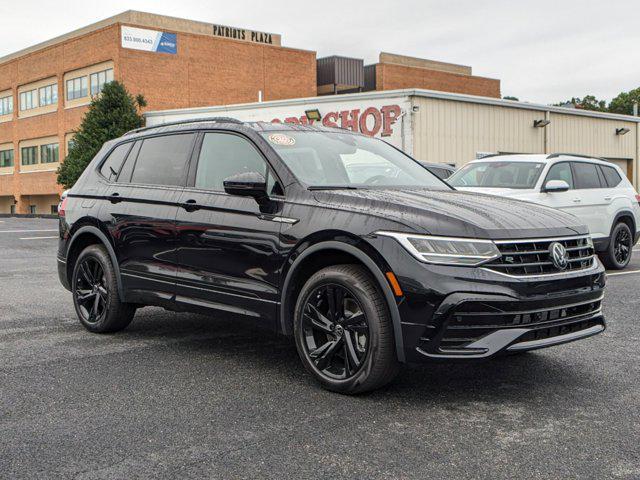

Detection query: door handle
(604, 196), (612, 201)
(572, 198), (581, 203)
(108, 192), (122, 204)
(181, 199), (200, 212)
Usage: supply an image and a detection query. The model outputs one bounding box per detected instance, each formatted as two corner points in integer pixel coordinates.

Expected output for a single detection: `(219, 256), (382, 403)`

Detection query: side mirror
(223, 171), (267, 199)
(542, 179), (570, 193)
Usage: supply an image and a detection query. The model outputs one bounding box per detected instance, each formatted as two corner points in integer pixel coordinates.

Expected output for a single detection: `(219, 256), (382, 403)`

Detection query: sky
(1, 0), (638, 105)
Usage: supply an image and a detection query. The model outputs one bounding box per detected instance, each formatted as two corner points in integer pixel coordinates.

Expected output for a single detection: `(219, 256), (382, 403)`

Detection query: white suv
(448, 153), (640, 269)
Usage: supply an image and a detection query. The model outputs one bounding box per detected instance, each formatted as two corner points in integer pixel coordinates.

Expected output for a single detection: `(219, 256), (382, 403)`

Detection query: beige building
(146, 88), (640, 187)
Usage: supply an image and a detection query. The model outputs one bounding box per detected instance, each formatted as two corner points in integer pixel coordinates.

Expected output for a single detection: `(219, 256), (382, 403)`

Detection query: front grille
(484, 236), (594, 276)
(439, 296), (603, 350)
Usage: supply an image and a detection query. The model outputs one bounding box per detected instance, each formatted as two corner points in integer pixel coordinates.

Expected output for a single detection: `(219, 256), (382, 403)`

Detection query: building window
(10, 204), (16, 215)
(51, 204), (58, 214)
(19, 89), (38, 111)
(40, 143), (59, 163)
(90, 68), (114, 96)
(0, 149), (14, 167)
(66, 76), (88, 100)
(29, 205), (36, 214)
(21, 146), (38, 165)
(0, 96), (13, 116)
(38, 84), (58, 106)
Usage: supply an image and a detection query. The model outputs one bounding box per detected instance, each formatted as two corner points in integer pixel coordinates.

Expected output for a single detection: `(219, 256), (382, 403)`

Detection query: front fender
(279, 239), (406, 363)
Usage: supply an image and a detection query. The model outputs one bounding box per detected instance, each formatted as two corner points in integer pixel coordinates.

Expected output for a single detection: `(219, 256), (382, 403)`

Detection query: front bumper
(369, 235), (607, 363)
(413, 289), (605, 360)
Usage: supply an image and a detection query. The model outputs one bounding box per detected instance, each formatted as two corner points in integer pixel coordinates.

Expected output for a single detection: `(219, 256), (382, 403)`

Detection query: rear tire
(71, 244), (136, 333)
(294, 264), (400, 394)
(600, 222), (633, 270)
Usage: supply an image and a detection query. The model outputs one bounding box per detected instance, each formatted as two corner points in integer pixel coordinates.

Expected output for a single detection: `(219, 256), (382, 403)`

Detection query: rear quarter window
(99, 143), (133, 182)
(600, 165), (623, 187)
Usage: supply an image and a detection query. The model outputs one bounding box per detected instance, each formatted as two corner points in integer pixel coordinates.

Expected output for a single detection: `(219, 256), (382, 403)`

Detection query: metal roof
(145, 88), (640, 124)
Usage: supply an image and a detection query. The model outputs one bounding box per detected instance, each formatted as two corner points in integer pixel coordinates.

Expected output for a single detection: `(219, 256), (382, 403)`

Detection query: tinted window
(116, 141), (141, 183)
(572, 162), (603, 189)
(601, 165), (623, 187)
(195, 133), (267, 191)
(545, 162), (573, 189)
(100, 143), (132, 182)
(130, 134), (195, 186)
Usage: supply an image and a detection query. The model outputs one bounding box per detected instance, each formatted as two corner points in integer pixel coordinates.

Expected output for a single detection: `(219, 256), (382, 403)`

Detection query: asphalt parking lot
(1, 217), (639, 479)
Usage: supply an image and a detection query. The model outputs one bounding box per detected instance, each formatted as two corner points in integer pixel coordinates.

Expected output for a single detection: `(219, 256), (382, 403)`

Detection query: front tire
(600, 222), (633, 270)
(72, 244), (136, 333)
(294, 265), (399, 394)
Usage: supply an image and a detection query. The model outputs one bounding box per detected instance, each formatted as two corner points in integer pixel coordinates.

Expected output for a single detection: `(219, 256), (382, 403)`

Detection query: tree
(503, 96), (519, 101)
(554, 95), (607, 112)
(608, 88), (640, 115)
(57, 81), (146, 189)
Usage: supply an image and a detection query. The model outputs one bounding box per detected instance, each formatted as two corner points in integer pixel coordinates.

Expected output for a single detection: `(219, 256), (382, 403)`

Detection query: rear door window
(100, 142), (133, 182)
(545, 162), (574, 189)
(600, 165), (623, 187)
(571, 162), (603, 189)
(130, 134), (196, 186)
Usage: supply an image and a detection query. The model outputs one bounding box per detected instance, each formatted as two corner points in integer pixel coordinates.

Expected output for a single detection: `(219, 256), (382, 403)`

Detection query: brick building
(366, 52), (501, 98)
(0, 11), (500, 215)
(0, 11), (316, 214)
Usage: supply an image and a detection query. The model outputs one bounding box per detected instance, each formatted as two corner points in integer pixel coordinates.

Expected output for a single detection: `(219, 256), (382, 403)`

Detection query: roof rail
(546, 153), (606, 161)
(475, 153), (510, 159)
(124, 117), (244, 136)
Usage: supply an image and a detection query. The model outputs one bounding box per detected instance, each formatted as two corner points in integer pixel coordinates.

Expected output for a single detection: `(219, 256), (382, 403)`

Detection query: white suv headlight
(376, 231), (501, 266)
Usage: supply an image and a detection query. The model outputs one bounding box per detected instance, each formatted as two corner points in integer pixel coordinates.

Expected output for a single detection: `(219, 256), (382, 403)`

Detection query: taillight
(635, 194), (640, 206)
(59, 197), (68, 217)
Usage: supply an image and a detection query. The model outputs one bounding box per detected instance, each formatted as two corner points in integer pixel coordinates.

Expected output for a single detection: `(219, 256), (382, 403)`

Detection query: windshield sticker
(268, 133), (296, 146)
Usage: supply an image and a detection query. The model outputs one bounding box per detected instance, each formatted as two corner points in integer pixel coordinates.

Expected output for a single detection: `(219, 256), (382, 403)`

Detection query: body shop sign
(271, 105), (402, 138)
(121, 26), (177, 54)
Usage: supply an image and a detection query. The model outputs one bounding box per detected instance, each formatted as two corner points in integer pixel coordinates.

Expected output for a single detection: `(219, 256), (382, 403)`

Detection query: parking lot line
(607, 269), (640, 277)
(0, 229), (58, 233)
(19, 236), (58, 240)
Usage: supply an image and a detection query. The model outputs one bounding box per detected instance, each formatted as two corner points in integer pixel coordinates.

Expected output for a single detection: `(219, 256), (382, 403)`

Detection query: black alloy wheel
(75, 257), (109, 324)
(72, 244), (136, 333)
(613, 224), (632, 265)
(294, 265), (399, 394)
(301, 283), (370, 380)
(601, 222), (633, 270)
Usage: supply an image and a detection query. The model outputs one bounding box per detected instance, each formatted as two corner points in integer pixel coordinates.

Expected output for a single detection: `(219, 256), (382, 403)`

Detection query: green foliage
(502, 96), (519, 101)
(554, 95), (607, 112)
(608, 88), (640, 115)
(57, 81), (145, 189)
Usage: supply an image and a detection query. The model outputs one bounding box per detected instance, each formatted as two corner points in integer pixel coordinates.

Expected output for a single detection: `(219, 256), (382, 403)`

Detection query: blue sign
(155, 32), (177, 54)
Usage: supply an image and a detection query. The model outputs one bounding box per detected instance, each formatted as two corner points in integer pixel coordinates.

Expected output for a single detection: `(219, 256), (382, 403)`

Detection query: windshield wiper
(307, 186), (358, 190)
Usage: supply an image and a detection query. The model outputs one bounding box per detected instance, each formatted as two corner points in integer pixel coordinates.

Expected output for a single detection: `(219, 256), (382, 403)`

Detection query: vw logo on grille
(549, 242), (569, 270)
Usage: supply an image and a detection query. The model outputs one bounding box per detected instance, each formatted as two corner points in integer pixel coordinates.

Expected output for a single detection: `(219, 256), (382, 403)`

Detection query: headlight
(376, 231), (501, 266)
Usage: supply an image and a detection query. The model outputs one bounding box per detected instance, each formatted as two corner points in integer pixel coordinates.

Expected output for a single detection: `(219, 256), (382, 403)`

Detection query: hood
(312, 188), (587, 240)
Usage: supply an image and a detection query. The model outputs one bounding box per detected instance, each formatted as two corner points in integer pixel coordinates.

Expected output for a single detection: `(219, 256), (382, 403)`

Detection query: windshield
(448, 161), (544, 189)
(261, 131), (448, 189)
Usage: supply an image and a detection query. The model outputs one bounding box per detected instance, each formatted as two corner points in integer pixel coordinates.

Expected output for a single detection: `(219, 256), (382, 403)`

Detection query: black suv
(58, 118), (606, 394)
